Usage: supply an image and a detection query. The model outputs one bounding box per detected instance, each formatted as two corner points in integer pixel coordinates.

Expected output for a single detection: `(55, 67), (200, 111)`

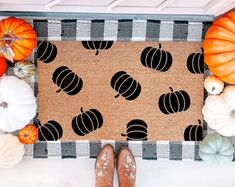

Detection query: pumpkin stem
(33, 120), (42, 128)
(81, 107), (84, 113)
(56, 89), (61, 93)
(159, 43), (162, 49)
(121, 133), (127, 137)
(0, 102), (8, 109)
(198, 119), (202, 125)
(169, 87), (173, 92)
(114, 94), (120, 98)
(95, 50), (99, 55)
(201, 47), (204, 53)
(1, 32), (18, 46)
(231, 110), (235, 118)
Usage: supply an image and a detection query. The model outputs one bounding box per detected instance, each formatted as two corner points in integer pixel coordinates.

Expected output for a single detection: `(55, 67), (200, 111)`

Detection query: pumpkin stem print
(184, 119), (203, 141)
(82, 41), (113, 55)
(52, 66), (83, 95)
(111, 71), (141, 101)
(140, 43), (172, 72)
(187, 47), (204, 74)
(38, 120), (63, 141)
(72, 107), (103, 136)
(158, 87), (191, 114)
(121, 119), (148, 141)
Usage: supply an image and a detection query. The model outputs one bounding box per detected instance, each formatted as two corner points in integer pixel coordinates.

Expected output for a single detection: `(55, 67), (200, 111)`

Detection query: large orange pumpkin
(18, 124), (38, 144)
(203, 11), (235, 84)
(0, 17), (37, 62)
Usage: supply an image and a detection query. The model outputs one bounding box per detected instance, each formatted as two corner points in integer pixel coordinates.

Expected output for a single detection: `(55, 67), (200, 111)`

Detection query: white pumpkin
(199, 134), (234, 165)
(204, 75), (224, 95)
(0, 134), (25, 168)
(202, 85), (235, 136)
(0, 76), (36, 132)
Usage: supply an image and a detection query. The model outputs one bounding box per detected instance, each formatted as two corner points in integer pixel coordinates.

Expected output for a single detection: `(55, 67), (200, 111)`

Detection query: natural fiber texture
(38, 41), (204, 141)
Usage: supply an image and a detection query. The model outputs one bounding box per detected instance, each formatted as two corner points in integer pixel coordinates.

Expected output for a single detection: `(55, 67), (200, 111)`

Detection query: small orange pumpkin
(0, 56), (7, 77)
(18, 124), (38, 144)
(203, 11), (235, 84)
(0, 17), (37, 62)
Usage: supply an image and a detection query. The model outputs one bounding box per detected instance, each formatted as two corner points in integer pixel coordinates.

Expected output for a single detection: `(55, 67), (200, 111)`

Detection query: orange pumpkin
(18, 124), (38, 144)
(0, 56), (7, 77)
(203, 11), (235, 84)
(0, 17), (37, 62)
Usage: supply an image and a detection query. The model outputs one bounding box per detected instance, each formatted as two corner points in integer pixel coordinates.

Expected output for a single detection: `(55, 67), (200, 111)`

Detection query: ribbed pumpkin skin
(203, 11), (235, 84)
(0, 17), (37, 61)
(18, 124), (38, 144)
(0, 57), (7, 76)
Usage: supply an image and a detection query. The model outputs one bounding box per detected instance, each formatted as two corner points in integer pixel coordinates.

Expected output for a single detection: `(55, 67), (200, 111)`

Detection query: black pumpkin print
(82, 41), (113, 55)
(111, 71), (141, 101)
(158, 87), (191, 115)
(72, 107), (103, 136)
(184, 119), (203, 141)
(37, 41), (57, 63)
(39, 120), (63, 141)
(140, 44), (172, 72)
(121, 119), (148, 141)
(52, 66), (83, 95)
(187, 48), (204, 74)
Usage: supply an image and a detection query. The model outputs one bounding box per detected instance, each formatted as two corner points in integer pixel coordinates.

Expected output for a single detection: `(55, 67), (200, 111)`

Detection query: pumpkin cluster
(0, 17), (37, 78)
(0, 17), (38, 168)
(203, 11), (235, 84)
(202, 11), (235, 138)
(199, 11), (235, 164)
(2, 11), (235, 166)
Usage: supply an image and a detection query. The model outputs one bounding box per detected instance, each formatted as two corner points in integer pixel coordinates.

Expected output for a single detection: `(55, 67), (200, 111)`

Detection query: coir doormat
(37, 41), (204, 141)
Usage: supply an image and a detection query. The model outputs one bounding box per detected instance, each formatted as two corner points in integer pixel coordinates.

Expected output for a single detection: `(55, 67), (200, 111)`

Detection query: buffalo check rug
(7, 18), (233, 161)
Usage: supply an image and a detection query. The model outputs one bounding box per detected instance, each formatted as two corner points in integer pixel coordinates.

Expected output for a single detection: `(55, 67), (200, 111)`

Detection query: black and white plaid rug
(8, 18), (219, 160)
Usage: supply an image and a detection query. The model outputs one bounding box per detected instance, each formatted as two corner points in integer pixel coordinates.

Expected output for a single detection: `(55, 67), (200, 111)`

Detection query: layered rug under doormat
(37, 41), (204, 141)
(17, 18), (215, 160)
